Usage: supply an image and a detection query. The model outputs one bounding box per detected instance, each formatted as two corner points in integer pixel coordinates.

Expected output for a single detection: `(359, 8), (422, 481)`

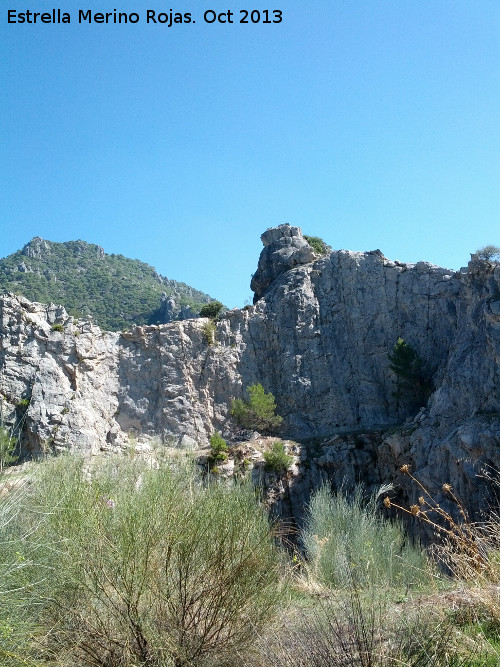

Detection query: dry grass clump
(242, 590), (491, 667)
(384, 465), (499, 581)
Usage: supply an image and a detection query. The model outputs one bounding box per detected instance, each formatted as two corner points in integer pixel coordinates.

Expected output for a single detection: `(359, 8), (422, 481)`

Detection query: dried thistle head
(442, 483), (452, 493)
(313, 534), (329, 547)
(383, 496), (391, 509)
(418, 496), (426, 506)
(410, 504), (420, 516)
(400, 464), (411, 474)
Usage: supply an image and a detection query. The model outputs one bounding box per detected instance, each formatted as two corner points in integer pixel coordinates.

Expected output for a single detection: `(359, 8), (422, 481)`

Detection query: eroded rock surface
(1, 225), (499, 523)
(250, 224), (316, 300)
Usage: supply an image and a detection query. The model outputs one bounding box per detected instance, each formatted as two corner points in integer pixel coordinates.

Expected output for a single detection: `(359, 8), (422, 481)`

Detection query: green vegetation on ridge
(303, 235), (331, 256)
(0, 237), (214, 331)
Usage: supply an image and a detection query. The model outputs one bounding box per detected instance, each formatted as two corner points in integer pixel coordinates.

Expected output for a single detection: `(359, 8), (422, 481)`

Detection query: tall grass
(302, 484), (431, 590)
(3, 455), (500, 666)
(6, 454), (287, 666)
(246, 594), (487, 666)
(247, 478), (489, 666)
(0, 477), (39, 666)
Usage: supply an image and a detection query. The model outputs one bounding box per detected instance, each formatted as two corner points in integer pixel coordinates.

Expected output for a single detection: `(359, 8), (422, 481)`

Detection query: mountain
(0, 237), (214, 331)
(1, 224), (499, 526)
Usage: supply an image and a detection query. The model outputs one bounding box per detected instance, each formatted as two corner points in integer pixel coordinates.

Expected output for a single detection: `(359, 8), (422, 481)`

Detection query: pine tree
(231, 384), (283, 433)
(388, 338), (431, 408)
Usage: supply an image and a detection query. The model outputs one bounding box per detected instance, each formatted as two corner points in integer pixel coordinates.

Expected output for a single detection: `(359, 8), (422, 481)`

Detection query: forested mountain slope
(0, 237), (213, 330)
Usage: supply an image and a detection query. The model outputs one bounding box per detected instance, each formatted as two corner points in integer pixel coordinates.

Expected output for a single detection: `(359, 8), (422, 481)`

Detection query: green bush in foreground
(231, 383), (283, 433)
(2, 456), (498, 666)
(302, 484), (431, 590)
(0, 481), (36, 666)
(9, 455), (285, 666)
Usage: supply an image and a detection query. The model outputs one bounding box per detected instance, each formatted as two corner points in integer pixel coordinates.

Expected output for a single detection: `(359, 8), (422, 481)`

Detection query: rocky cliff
(1, 225), (499, 518)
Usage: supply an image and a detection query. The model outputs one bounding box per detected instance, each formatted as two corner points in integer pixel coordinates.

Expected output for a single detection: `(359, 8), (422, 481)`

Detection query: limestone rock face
(381, 258), (500, 515)
(273, 255), (500, 527)
(250, 224), (316, 301)
(0, 294), (121, 456)
(21, 236), (52, 259)
(155, 294), (198, 324)
(0, 294), (244, 455)
(244, 245), (460, 437)
(0, 225), (499, 524)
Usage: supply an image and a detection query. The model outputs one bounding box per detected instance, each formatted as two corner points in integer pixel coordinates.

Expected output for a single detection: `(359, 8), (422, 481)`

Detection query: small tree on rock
(209, 432), (229, 463)
(231, 384), (283, 433)
(476, 245), (500, 262)
(388, 338), (431, 409)
(263, 441), (293, 472)
(199, 301), (224, 319)
(304, 235), (331, 256)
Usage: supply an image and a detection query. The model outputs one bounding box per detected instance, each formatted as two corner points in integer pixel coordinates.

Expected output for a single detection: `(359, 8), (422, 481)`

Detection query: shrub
(0, 426), (18, 474)
(304, 235), (331, 256)
(476, 245), (500, 261)
(385, 465), (498, 580)
(209, 431), (229, 462)
(263, 441), (293, 473)
(302, 484), (431, 590)
(251, 594), (475, 667)
(11, 455), (285, 666)
(388, 338), (431, 408)
(202, 319), (216, 345)
(199, 300), (224, 319)
(231, 383), (283, 433)
(51, 323), (64, 332)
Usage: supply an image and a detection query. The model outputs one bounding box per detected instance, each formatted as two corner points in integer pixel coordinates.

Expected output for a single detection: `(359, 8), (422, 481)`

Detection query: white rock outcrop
(0, 225), (499, 518)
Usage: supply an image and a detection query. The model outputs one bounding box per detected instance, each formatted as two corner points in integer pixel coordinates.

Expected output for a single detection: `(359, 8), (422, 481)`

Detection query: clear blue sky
(2, 1), (499, 308)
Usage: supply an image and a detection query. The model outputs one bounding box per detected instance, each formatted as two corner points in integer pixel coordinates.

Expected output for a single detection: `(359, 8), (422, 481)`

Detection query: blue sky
(2, 1), (499, 308)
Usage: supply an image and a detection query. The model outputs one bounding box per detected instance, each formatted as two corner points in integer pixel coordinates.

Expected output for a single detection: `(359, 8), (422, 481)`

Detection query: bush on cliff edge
(231, 383), (283, 433)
